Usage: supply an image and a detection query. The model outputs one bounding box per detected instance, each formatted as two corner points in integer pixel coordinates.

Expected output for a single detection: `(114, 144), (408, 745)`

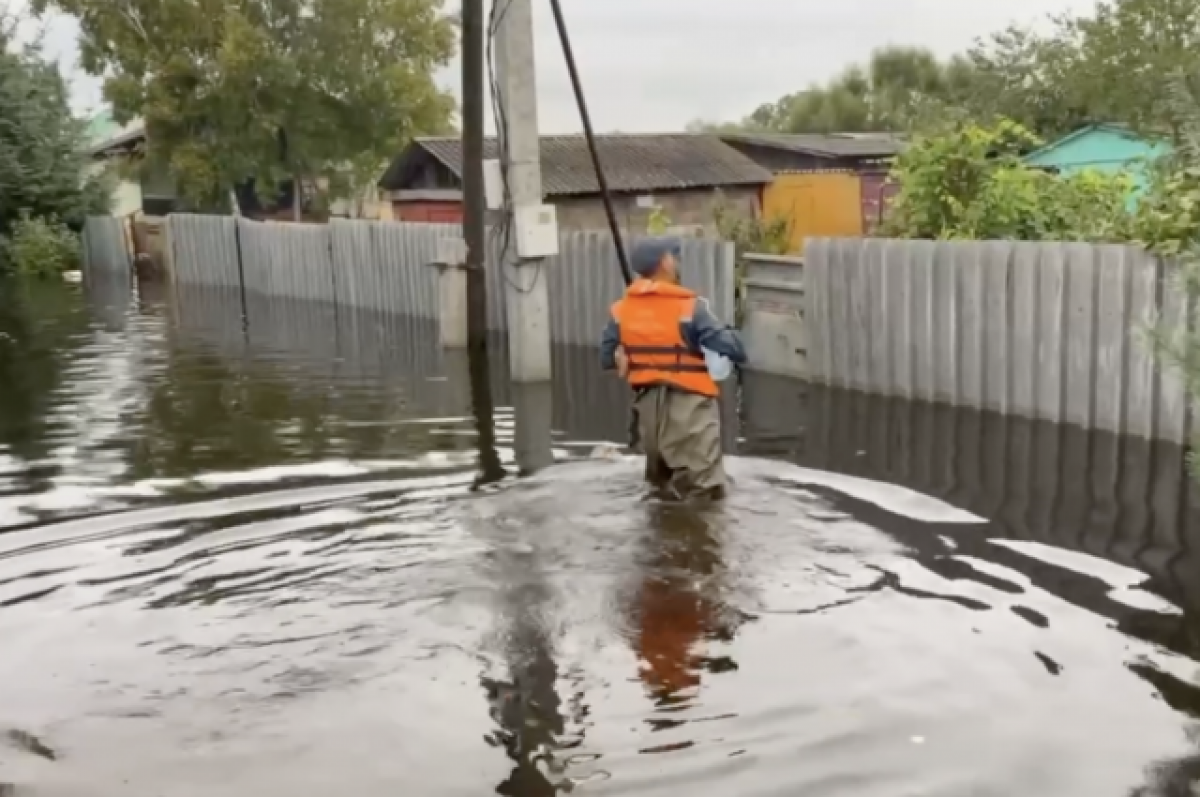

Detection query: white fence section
(81, 216), (131, 277)
(751, 238), (1191, 442)
(162, 214), (737, 346)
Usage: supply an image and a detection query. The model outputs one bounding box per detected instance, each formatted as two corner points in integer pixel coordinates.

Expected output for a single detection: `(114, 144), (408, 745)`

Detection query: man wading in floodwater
(600, 237), (746, 500)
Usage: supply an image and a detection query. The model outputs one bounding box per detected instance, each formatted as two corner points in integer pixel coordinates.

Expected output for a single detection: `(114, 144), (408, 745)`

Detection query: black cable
(546, 0), (632, 286)
(545, 0), (639, 450)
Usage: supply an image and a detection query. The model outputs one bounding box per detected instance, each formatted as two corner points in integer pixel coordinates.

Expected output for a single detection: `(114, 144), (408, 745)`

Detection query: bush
(880, 117), (1135, 241)
(710, 192), (791, 326)
(2, 213), (81, 278)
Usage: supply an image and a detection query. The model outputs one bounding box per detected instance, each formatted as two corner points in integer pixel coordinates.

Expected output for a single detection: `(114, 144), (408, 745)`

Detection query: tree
(1068, 0), (1200, 136)
(0, 5), (110, 244)
(35, 0), (458, 212)
(960, 0), (1200, 139)
(955, 25), (1092, 141)
(731, 47), (982, 135)
(711, 0), (1200, 141)
(959, 0), (1200, 139)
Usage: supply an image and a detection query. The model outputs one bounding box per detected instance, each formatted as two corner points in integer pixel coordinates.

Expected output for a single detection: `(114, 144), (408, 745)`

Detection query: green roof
(85, 109), (121, 145)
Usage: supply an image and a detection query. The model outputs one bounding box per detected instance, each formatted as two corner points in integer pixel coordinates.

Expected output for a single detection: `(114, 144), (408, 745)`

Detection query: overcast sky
(37, 0), (1101, 131)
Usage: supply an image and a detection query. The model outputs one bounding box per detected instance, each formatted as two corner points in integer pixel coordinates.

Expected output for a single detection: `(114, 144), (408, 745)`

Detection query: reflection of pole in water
(511, 381), (554, 475)
(468, 344), (507, 485)
(482, 549), (565, 796)
(462, 0), (505, 486)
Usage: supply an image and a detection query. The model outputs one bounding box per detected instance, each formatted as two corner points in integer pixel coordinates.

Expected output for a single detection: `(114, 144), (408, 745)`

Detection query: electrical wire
(485, 0), (543, 296)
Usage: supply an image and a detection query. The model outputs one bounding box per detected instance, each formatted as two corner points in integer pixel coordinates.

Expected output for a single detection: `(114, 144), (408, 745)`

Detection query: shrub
(880, 117), (1135, 241)
(2, 213), (81, 278)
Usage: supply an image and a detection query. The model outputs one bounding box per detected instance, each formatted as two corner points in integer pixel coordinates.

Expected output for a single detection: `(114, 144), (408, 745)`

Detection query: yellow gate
(762, 172), (864, 254)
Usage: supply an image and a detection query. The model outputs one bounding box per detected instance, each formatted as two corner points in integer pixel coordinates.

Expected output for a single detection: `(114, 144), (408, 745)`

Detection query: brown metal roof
(379, 134), (774, 195)
(719, 132), (904, 159)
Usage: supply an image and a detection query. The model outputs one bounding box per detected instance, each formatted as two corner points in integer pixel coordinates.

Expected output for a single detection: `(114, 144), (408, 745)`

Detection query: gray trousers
(633, 384), (727, 498)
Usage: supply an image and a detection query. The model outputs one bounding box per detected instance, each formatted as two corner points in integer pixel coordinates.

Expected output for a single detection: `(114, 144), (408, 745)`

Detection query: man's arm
(600, 317), (620, 370)
(686, 299), (747, 364)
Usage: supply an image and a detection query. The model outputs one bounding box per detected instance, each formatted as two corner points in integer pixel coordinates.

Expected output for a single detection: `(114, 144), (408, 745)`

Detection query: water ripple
(0, 283), (1196, 795)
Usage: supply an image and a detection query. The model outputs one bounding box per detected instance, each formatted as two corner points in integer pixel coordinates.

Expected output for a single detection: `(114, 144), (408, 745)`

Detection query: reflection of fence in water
(82, 270), (136, 331)
(169, 287), (646, 447)
(743, 371), (1200, 613)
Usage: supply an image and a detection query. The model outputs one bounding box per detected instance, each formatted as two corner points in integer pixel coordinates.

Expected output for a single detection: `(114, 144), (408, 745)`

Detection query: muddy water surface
(0, 279), (1198, 796)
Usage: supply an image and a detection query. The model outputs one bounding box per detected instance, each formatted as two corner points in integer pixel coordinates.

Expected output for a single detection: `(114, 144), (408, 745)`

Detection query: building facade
(719, 133), (903, 252)
(1023, 124), (1171, 209)
(378, 134), (773, 235)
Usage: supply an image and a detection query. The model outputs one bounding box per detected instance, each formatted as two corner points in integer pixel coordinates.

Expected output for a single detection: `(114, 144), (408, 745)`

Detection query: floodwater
(1, 277), (1200, 796)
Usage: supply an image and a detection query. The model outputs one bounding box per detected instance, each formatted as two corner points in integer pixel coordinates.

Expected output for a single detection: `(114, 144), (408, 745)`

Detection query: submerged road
(0, 278), (1196, 795)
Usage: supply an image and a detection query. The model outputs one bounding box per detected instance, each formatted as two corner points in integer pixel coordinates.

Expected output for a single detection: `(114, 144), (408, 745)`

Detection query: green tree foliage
(645, 205), (671, 235)
(880, 118), (1135, 241)
(3, 213), (81, 278)
(1067, 0), (1200, 136)
(962, 0), (1200, 139)
(711, 0), (1200, 140)
(960, 25), (1092, 140)
(0, 7), (111, 243)
(712, 193), (791, 257)
(733, 47), (977, 135)
(35, 0), (458, 210)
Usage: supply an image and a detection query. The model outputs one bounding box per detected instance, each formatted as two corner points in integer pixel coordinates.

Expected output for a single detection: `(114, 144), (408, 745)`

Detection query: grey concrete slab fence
(81, 216), (131, 277)
(743, 238), (1194, 442)
(160, 214), (736, 346)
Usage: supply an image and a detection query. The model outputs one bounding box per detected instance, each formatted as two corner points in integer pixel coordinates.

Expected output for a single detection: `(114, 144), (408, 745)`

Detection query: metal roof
(87, 118), (146, 157)
(380, 134), (774, 195)
(719, 132), (904, 159)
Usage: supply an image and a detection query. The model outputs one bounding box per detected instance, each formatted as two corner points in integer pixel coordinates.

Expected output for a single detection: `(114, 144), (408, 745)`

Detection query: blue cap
(630, 236), (683, 278)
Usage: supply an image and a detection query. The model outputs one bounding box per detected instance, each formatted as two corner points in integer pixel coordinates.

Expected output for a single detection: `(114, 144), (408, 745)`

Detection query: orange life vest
(610, 279), (719, 398)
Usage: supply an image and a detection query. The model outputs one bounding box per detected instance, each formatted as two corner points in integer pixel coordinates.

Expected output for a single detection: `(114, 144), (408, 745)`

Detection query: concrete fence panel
(741, 253), (806, 378)
(757, 237), (1192, 442)
(168, 214), (240, 288)
(160, 213), (735, 344)
(81, 216), (131, 279)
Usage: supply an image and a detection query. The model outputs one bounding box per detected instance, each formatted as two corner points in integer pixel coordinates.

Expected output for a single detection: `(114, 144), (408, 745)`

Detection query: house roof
(378, 134), (774, 195)
(88, 117), (146, 157)
(718, 132), (905, 159)
(85, 109), (121, 145)
(1021, 123), (1152, 164)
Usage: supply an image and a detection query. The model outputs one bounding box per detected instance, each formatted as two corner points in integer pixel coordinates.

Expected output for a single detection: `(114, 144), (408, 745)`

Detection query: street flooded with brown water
(1, 276), (1200, 796)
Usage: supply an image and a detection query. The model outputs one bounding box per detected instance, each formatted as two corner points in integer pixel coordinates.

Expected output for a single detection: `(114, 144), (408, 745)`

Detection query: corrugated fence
(751, 238), (1191, 442)
(81, 216), (131, 277)
(161, 214), (736, 345)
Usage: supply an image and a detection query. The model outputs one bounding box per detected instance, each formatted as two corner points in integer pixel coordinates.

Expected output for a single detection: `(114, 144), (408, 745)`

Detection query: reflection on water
(743, 372), (1200, 627)
(0, 280), (1198, 795)
(632, 505), (741, 711)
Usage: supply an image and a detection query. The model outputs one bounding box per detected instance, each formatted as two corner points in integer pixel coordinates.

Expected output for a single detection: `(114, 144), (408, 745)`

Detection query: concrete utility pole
(493, 0), (553, 383)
